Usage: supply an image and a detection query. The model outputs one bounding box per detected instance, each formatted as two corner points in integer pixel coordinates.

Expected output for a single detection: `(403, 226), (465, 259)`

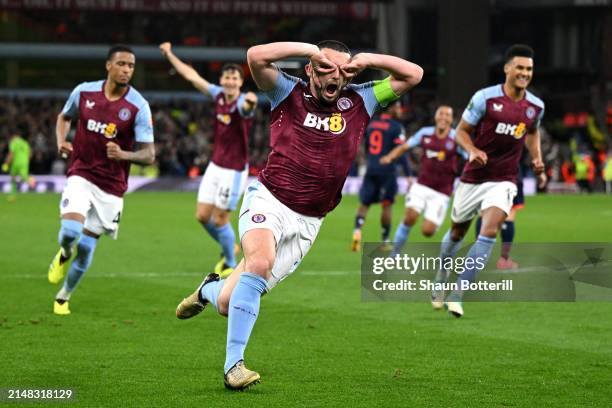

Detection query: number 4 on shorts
(113, 211), (121, 224)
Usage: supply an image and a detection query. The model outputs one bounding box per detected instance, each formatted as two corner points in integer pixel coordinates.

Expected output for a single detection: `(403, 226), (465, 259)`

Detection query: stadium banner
(0, 0), (372, 18)
(361, 243), (612, 302)
(1, 175), (538, 196)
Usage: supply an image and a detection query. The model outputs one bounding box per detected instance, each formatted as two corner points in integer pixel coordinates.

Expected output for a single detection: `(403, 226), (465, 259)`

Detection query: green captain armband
(373, 76), (399, 107)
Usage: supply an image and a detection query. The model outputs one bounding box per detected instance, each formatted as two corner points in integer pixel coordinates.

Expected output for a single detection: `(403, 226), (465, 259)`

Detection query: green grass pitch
(1, 193), (611, 407)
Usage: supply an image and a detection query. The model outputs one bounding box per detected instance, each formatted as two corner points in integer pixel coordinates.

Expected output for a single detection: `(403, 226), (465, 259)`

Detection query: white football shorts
(451, 181), (517, 224)
(60, 175), (124, 239)
(405, 182), (450, 227)
(238, 180), (323, 290)
(197, 161), (248, 211)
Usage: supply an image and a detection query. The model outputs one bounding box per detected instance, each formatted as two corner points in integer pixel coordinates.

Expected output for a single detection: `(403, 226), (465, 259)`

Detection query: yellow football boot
(53, 300), (71, 315)
(48, 249), (71, 284)
(351, 230), (362, 252)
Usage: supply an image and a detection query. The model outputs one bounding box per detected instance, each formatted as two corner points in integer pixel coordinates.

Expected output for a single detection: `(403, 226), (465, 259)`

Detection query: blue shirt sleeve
(237, 93), (256, 118)
(461, 90), (486, 126)
(62, 84), (82, 119)
(349, 82), (379, 118)
(406, 128), (426, 149)
(207, 83), (223, 99)
(533, 106), (545, 130)
(264, 70), (300, 110)
(134, 103), (154, 143)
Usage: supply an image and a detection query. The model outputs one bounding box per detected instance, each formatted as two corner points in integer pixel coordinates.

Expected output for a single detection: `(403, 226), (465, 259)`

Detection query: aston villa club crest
(526, 106), (536, 119)
(337, 97), (353, 111)
(118, 108), (131, 121)
(446, 140), (454, 150)
(251, 214), (266, 223)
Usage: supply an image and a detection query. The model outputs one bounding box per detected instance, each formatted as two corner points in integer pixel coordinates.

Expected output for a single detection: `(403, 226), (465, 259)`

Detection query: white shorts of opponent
(238, 180), (323, 290)
(60, 175), (123, 239)
(405, 182), (450, 227)
(197, 161), (249, 211)
(451, 181), (517, 224)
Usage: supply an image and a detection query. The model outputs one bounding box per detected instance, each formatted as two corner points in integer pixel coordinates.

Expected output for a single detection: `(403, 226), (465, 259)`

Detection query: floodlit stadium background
(1, 1), (611, 407)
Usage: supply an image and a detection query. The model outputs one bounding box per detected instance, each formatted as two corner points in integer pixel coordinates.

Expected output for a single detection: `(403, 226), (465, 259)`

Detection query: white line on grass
(3, 270), (354, 279)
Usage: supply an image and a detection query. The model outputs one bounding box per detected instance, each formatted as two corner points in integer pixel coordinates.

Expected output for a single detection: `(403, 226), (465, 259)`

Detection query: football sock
(354, 215), (365, 231)
(455, 235), (496, 289)
(58, 219), (83, 259)
(500, 221), (515, 259)
(62, 234), (97, 294)
(436, 229), (464, 283)
(216, 223), (237, 268)
(202, 219), (219, 241)
(391, 223), (411, 256)
(199, 279), (224, 310)
(224, 273), (267, 373)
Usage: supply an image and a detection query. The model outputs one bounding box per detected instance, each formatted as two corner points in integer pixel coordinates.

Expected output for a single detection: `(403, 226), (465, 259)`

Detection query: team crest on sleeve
(251, 214), (266, 223)
(337, 97), (353, 111)
(118, 108), (131, 121)
(526, 106), (536, 119)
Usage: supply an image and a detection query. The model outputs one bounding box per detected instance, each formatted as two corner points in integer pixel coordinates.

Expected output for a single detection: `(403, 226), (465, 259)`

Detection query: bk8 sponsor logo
(303, 112), (346, 135)
(87, 119), (118, 139)
(495, 122), (526, 139)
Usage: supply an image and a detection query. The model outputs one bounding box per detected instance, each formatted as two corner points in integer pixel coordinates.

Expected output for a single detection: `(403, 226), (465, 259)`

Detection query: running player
(351, 101), (408, 251)
(473, 161), (527, 270)
(175, 40), (423, 389)
(160, 42), (257, 278)
(380, 105), (466, 256)
(2, 133), (34, 201)
(435, 44), (546, 317)
(47, 45), (155, 315)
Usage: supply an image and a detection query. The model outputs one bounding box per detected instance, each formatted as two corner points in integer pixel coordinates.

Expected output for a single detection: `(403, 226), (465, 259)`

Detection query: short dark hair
(107, 44), (134, 61)
(504, 44), (534, 63)
(316, 40), (351, 56)
(221, 63), (244, 79)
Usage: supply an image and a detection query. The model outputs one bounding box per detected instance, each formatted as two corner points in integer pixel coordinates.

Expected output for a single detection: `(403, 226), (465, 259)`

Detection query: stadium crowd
(1, 96), (611, 191)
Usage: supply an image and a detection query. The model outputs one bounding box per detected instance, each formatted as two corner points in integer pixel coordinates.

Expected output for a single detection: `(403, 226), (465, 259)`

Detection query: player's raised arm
(455, 119), (487, 168)
(340, 53), (423, 97)
(247, 42), (319, 91)
(160, 42), (211, 95)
